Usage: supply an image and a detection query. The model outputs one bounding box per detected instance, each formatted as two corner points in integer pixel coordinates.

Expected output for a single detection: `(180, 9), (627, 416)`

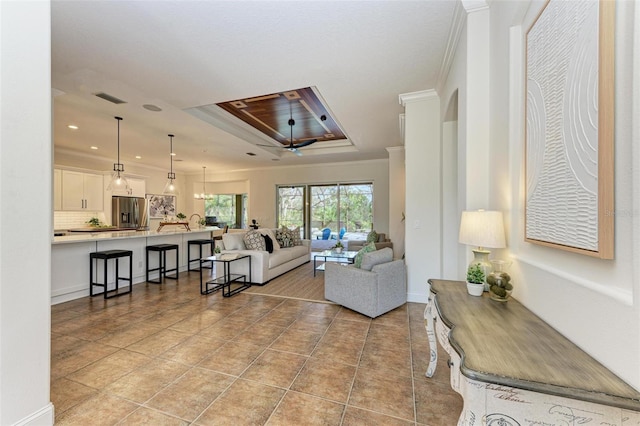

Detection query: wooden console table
(425, 279), (640, 425)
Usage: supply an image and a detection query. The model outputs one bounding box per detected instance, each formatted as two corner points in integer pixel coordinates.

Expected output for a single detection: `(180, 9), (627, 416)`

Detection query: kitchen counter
(51, 227), (223, 304)
(52, 226), (222, 245)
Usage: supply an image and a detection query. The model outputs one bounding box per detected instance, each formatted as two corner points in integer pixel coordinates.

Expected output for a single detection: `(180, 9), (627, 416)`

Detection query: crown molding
(398, 89), (438, 107)
(461, 0), (489, 13)
(436, 1), (466, 94)
(386, 146), (405, 153)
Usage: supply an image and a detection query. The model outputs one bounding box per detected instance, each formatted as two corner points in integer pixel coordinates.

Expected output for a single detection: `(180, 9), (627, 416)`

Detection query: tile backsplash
(54, 211), (107, 230)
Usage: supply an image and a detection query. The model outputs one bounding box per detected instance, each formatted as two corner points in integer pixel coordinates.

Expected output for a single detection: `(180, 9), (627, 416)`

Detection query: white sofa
(218, 229), (310, 285)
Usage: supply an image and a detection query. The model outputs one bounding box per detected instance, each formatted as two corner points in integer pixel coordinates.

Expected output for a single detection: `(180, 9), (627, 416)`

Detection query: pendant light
(107, 116), (130, 191)
(162, 134), (179, 195)
(194, 166), (207, 200)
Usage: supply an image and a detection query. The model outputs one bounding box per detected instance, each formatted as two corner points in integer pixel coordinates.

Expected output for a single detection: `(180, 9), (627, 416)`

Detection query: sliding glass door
(277, 186), (306, 238)
(277, 182), (373, 240)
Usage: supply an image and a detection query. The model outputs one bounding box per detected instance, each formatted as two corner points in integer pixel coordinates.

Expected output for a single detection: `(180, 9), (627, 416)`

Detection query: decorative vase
(466, 281), (484, 297)
(335, 247), (343, 254)
(487, 259), (513, 302)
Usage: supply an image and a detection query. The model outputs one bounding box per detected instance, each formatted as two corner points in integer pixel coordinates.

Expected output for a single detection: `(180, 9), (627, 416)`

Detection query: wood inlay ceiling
(217, 87), (346, 146)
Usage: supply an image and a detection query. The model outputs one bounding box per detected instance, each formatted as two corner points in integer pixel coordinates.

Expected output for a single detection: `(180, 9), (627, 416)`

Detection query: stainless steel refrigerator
(112, 196), (149, 230)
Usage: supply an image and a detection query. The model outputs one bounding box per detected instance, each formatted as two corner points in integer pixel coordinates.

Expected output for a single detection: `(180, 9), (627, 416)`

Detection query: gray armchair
(324, 248), (406, 318)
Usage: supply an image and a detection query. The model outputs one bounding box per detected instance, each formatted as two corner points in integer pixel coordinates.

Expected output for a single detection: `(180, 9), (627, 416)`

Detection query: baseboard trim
(12, 402), (54, 426)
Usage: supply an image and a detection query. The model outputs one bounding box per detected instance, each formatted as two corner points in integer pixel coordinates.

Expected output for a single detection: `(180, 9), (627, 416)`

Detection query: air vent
(94, 92), (127, 104)
(246, 152), (257, 156)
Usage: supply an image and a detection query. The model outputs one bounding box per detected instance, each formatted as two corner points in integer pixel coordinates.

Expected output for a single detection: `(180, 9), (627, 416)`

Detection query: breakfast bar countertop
(52, 226), (222, 245)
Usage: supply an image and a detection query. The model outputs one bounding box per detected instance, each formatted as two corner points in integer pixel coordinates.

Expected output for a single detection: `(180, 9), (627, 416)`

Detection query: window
(205, 193), (248, 229)
(277, 182), (373, 239)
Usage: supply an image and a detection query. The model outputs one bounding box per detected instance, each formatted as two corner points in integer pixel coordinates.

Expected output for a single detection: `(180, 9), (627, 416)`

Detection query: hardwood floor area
(51, 267), (462, 425)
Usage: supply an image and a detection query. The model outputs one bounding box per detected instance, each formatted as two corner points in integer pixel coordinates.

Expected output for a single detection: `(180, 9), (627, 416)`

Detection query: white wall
(183, 160), (390, 235)
(441, 0), (640, 390)
(401, 91), (442, 303)
(0, 1), (54, 424)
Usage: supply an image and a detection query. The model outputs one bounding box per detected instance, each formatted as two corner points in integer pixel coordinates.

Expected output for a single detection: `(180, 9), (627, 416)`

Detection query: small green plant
(333, 240), (344, 249)
(214, 245), (221, 254)
(176, 212), (187, 220)
(198, 218), (206, 226)
(86, 217), (100, 227)
(466, 264), (485, 284)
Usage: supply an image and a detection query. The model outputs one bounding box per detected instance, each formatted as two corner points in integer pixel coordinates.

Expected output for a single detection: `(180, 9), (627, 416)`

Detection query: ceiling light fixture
(194, 166), (207, 200)
(90, 146), (98, 150)
(68, 124), (79, 130)
(163, 134), (179, 195)
(106, 116), (130, 192)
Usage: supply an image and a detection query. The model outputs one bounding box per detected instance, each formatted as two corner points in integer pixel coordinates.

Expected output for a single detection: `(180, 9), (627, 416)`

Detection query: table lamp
(459, 210), (506, 290)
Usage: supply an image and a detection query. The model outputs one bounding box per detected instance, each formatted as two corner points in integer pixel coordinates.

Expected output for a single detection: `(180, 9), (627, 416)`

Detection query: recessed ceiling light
(135, 155), (142, 159)
(90, 146), (98, 150)
(143, 104), (162, 112)
(246, 152), (256, 156)
(272, 158), (280, 161)
(68, 125), (79, 130)
(170, 152), (176, 156)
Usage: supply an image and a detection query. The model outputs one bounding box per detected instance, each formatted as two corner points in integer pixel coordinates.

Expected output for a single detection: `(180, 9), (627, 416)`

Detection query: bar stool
(146, 244), (179, 283)
(89, 249), (133, 299)
(188, 239), (214, 272)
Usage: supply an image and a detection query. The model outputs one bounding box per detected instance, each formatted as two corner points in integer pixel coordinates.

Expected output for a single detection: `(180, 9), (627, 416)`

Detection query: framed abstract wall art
(525, 0), (614, 259)
(146, 194), (176, 219)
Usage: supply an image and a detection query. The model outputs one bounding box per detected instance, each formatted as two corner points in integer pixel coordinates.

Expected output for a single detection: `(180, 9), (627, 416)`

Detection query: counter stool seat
(188, 239), (215, 272)
(90, 249), (133, 299)
(146, 244), (179, 284)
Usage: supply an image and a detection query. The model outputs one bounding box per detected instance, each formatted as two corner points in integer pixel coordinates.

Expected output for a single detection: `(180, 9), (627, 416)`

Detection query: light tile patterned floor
(51, 271), (462, 425)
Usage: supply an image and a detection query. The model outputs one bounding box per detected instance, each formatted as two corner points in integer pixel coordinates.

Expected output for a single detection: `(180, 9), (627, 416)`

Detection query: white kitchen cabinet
(53, 169), (62, 210)
(111, 177), (146, 198)
(61, 170), (104, 211)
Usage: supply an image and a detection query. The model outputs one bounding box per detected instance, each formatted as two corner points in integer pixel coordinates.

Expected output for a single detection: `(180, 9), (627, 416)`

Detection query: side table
(199, 254), (251, 297)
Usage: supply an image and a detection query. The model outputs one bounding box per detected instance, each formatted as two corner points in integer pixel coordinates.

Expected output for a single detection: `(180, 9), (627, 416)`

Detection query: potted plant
(176, 212), (187, 221)
(333, 240), (344, 253)
(198, 218), (206, 228)
(466, 263), (485, 296)
(86, 217), (101, 227)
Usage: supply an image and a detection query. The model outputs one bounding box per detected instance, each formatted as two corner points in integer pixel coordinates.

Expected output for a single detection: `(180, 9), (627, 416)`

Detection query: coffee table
(313, 250), (358, 276)
(199, 254), (251, 296)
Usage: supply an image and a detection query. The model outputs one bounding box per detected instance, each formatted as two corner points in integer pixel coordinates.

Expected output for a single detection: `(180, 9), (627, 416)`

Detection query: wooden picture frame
(146, 194), (176, 219)
(525, 0), (614, 259)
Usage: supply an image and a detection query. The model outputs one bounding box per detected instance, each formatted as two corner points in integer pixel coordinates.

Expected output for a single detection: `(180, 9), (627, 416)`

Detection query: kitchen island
(52, 227), (223, 304)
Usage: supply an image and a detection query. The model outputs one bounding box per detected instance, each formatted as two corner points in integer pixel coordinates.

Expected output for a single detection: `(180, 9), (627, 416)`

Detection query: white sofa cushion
(222, 232), (246, 250)
(269, 249), (294, 268)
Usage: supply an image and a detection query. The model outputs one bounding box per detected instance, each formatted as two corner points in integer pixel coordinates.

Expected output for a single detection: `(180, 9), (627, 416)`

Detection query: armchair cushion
(360, 247), (393, 271)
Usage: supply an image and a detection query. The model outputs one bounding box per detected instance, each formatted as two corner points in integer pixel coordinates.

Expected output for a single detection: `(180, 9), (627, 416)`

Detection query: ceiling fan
(258, 103), (317, 156)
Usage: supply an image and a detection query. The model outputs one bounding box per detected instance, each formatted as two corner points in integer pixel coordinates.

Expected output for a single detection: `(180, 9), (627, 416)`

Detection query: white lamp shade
(459, 210), (506, 249)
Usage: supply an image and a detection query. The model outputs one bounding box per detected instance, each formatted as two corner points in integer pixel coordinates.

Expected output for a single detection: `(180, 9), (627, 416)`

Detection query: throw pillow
(291, 226), (302, 246)
(243, 230), (266, 251)
(276, 227), (294, 248)
(263, 234), (274, 253)
(259, 228), (280, 250)
(366, 230), (379, 244)
(354, 242), (377, 268)
(222, 233), (246, 250)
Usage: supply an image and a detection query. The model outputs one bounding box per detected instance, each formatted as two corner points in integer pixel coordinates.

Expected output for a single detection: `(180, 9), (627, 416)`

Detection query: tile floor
(51, 270), (463, 425)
